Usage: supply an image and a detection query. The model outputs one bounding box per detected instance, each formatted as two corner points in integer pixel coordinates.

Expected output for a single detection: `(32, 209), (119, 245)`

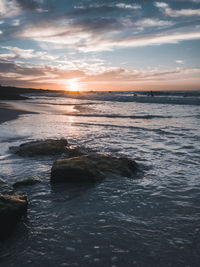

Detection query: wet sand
(0, 103), (34, 124)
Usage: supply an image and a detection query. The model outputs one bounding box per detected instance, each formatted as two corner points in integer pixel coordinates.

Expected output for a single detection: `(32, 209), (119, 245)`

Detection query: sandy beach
(0, 102), (33, 124)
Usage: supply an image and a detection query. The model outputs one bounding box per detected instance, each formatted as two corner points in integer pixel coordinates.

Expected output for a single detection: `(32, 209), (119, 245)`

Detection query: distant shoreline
(0, 85), (65, 101)
(0, 85), (199, 102)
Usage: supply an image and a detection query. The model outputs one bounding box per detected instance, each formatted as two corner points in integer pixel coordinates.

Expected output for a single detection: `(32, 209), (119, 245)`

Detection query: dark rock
(10, 138), (69, 156)
(10, 139), (89, 158)
(0, 194), (28, 239)
(51, 154), (139, 183)
(13, 177), (40, 188)
(64, 145), (89, 158)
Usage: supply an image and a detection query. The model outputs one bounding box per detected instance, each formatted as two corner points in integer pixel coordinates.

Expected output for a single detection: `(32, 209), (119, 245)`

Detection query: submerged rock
(51, 154), (139, 183)
(10, 138), (68, 156)
(13, 177), (40, 188)
(64, 145), (89, 158)
(10, 138), (88, 157)
(0, 194), (28, 239)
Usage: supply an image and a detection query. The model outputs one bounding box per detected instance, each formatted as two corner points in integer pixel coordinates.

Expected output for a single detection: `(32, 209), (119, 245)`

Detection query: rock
(0, 194), (28, 239)
(51, 154), (139, 183)
(13, 177), (40, 188)
(10, 139), (88, 157)
(10, 138), (68, 157)
(65, 145), (89, 158)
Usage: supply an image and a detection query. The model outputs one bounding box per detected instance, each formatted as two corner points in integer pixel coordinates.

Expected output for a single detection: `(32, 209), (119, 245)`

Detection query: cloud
(154, 2), (168, 8)
(0, 0), (46, 19)
(1, 0), (199, 53)
(0, 0), (6, 14)
(0, 58), (86, 87)
(70, 5), (117, 16)
(154, 2), (200, 17)
(19, 22), (200, 52)
(0, 46), (58, 61)
(11, 19), (20, 26)
(73, 2), (141, 13)
(18, 15), (123, 41)
(176, 60), (184, 64)
(0, 0), (199, 91)
(1, 56), (200, 90)
(0, 0), (21, 18)
(106, 31), (200, 50)
(17, 17), (123, 50)
(15, 0), (41, 10)
(5, 0), (195, 53)
(115, 3), (141, 10)
(15, 0), (39, 10)
(0, 59), (45, 76)
(165, 8), (200, 17)
(72, 17), (123, 33)
(67, 3), (142, 20)
(135, 18), (173, 28)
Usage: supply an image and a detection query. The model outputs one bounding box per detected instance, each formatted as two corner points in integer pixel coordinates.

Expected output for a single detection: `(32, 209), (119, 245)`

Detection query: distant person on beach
(147, 91), (154, 97)
(150, 91), (154, 97)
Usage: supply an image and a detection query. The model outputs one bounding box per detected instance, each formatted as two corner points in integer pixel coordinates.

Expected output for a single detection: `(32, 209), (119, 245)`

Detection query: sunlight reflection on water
(0, 95), (200, 266)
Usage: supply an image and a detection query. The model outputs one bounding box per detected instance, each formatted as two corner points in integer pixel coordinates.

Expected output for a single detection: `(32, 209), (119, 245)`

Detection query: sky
(0, 0), (200, 91)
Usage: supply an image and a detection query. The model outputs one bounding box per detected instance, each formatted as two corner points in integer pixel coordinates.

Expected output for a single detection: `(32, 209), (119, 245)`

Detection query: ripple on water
(0, 98), (200, 266)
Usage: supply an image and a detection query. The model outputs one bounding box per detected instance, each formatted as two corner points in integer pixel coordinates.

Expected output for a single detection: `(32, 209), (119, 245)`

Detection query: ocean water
(0, 91), (200, 266)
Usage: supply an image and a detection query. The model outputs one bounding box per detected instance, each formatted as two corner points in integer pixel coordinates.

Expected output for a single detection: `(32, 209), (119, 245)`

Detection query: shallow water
(0, 92), (200, 266)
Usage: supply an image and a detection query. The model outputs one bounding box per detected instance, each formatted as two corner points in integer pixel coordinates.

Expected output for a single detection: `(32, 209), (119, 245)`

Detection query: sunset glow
(0, 2), (200, 265)
(0, 0), (199, 91)
(67, 79), (80, 92)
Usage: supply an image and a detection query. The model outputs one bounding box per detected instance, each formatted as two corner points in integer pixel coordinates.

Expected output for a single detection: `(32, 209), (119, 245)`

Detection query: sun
(67, 78), (80, 92)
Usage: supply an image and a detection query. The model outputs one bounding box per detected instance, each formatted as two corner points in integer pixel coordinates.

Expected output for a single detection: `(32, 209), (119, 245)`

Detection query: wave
(64, 113), (172, 120)
(129, 96), (200, 106)
(25, 100), (99, 106)
(64, 94), (200, 106)
(72, 122), (183, 136)
(24, 91), (200, 106)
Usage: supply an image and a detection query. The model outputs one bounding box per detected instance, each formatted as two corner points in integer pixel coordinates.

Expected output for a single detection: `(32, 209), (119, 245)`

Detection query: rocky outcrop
(13, 177), (40, 188)
(10, 139), (88, 157)
(51, 154), (139, 183)
(0, 194), (28, 239)
(10, 138), (68, 156)
(64, 145), (89, 158)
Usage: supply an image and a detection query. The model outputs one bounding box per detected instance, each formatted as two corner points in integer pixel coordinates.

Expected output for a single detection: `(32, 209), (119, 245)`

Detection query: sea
(0, 90), (200, 267)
